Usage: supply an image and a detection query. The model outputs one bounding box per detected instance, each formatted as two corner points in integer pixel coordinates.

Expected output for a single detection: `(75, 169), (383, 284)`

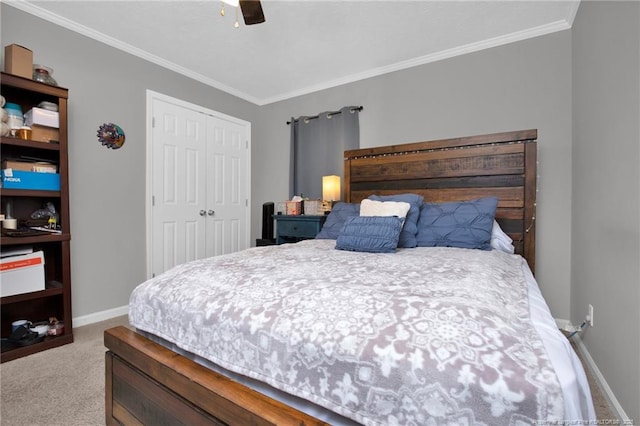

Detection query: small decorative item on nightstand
(274, 215), (327, 244)
(285, 201), (301, 215)
(302, 199), (323, 215)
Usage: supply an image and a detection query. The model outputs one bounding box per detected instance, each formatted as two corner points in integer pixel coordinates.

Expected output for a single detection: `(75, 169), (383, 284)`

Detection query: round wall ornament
(97, 123), (125, 149)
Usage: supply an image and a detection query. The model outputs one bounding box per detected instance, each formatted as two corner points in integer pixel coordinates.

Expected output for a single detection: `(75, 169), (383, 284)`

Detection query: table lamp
(322, 175), (340, 210)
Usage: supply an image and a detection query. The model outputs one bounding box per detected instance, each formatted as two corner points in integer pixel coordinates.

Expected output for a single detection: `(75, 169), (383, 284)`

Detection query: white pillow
(491, 220), (515, 254)
(360, 199), (411, 219)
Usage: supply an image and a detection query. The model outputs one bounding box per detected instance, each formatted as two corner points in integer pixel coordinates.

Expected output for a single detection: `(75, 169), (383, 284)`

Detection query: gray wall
(572, 1), (640, 421)
(256, 31), (574, 317)
(1, 5), (260, 318)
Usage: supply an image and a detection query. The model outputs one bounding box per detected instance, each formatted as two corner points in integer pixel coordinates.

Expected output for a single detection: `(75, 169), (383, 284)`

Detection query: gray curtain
(289, 106), (360, 200)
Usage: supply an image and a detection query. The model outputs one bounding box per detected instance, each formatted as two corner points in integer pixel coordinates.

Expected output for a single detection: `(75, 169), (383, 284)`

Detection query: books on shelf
(28, 226), (61, 234)
(2, 160), (57, 173)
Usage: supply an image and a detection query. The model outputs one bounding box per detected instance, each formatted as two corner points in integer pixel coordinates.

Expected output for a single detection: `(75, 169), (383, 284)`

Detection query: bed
(104, 129), (595, 425)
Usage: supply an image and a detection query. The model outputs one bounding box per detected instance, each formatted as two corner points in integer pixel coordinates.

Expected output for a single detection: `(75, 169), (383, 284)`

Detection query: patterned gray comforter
(129, 239), (563, 425)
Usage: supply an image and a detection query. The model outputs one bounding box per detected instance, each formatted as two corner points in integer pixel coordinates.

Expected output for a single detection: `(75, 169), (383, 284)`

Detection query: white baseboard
(72, 305), (129, 328)
(555, 317), (571, 331)
(572, 335), (631, 422)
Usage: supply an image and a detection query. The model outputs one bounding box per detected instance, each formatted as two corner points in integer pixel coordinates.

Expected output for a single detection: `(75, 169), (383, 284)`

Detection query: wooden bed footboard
(104, 326), (328, 426)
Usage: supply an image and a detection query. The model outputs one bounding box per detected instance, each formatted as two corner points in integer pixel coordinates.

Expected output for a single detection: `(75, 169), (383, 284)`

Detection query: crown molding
(565, 0), (582, 27)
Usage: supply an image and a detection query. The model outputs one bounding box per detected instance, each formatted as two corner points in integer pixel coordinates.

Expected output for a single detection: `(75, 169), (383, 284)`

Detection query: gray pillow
(415, 197), (498, 250)
(315, 202), (360, 239)
(369, 193), (424, 248)
(336, 216), (403, 253)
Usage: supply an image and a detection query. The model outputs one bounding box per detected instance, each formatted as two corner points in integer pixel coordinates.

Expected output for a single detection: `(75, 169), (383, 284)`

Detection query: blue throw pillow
(315, 202), (360, 239)
(415, 197), (498, 250)
(335, 216), (403, 253)
(369, 193), (424, 248)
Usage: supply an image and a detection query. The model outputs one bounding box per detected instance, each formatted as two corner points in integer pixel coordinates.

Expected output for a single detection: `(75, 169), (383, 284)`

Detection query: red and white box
(0, 251), (45, 297)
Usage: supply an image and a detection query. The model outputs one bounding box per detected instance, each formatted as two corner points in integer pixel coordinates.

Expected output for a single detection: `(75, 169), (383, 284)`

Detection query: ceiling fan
(221, 0), (265, 26)
(240, 0), (265, 25)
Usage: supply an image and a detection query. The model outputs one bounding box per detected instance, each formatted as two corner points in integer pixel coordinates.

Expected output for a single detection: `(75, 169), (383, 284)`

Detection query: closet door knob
(208, 210), (215, 216)
(199, 210), (206, 216)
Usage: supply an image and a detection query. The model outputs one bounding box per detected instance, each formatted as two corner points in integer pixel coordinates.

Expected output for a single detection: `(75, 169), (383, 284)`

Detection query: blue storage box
(1, 169), (60, 191)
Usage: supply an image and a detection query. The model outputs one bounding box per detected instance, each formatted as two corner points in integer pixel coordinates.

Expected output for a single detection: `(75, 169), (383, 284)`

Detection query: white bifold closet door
(149, 93), (250, 277)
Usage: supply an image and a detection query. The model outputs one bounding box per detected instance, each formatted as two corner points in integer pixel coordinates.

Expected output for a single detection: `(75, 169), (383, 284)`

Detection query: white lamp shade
(322, 175), (341, 201)
(221, 0), (240, 7)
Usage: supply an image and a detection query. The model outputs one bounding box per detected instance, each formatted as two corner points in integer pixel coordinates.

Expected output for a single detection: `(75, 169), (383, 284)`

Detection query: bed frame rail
(105, 326), (328, 426)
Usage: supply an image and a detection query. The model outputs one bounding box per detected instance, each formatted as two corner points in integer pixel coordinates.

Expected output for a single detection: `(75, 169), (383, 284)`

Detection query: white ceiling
(10, 0), (580, 105)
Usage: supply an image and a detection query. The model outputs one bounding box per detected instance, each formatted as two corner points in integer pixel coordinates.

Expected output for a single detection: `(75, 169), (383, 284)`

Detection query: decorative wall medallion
(97, 123), (125, 149)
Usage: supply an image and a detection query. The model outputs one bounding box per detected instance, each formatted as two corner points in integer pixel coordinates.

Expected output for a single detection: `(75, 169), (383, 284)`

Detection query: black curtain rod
(286, 106), (363, 125)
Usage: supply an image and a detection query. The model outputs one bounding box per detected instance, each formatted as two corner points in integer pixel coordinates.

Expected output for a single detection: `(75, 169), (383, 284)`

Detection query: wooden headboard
(344, 129), (537, 272)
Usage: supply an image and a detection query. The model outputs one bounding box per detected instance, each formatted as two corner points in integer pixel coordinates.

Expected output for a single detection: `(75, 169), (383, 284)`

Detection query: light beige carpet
(0, 315), (129, 426)
(0, 315), (616, 425)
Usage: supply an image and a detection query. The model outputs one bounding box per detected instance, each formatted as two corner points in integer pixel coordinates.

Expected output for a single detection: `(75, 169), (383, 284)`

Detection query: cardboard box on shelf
(24, 108), (59, 128)
(0, 251), (46, 298)
(1, 169), (60, 191)
(30, 124), (59, 143)
(4, 44), (33, 79)
(2, 160), (57, 173)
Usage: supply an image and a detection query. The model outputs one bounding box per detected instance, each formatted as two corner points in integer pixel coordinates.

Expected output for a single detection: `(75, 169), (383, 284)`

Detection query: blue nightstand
(274, 215), (327, 244)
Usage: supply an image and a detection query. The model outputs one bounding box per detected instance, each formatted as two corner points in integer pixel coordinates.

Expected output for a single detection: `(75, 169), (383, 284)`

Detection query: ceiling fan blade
(239, 0), (265, 25)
